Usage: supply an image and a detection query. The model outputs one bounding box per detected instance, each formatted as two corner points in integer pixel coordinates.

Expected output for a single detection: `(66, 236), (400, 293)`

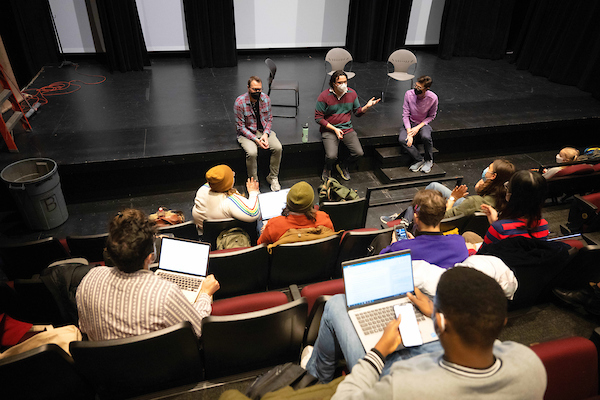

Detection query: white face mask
(556, 154), (565, 163)
(337, 82), (348, 94)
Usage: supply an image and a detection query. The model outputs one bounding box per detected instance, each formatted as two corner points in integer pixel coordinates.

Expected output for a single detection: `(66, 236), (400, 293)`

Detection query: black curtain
(437, 0), (516, 60)
(0, 0), (59, 88)
(346, 0), (413, 63)
(96, 0), (150, 72)
(182, 0), (237, 68)
(511, 0), (600, 100)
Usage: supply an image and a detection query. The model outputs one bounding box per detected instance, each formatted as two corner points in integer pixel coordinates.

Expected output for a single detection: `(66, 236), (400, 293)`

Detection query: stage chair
(157, 220), (199, 241)
(0, 344), (94, 400)
(201, 297), (307, 379)
(70, 321), (203, 400)
(202, 218), (258, 249)
(265, 58), (299, 118)
(0, 237), (70, 280)
(319, 197), (368, 231)
(383, 49), (417, 102)
(334, 228), (393, 278)
(208, 244), (269, 300)
(323, 48), (355, 89)
(66, 233), (108, 263)
(268, 234), (341, 289)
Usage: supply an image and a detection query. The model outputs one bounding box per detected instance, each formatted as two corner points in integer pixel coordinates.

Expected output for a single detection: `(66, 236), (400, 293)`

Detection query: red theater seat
(211, 291), (288, 316)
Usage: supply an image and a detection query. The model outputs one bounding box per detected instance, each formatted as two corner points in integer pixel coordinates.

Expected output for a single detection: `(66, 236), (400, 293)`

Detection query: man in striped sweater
(315, 70), (380, 181)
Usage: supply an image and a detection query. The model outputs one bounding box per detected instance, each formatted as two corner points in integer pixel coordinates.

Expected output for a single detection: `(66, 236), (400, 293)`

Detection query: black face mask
(251, 91), (261, 100)
(414, 88), (423, 95)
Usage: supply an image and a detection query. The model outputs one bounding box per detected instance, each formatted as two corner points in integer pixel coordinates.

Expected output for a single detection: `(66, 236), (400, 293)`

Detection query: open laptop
(154, 237), (210, 303)
(342, 250), (438, 352)
(258, 188), (290, 223)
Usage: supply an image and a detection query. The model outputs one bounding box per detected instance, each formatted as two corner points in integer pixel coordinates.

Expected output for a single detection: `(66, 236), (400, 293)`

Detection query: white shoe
(267, 176), (280, 192)
(409, 160), (425, 172)
(300, 345), (314, 369)
(421, 160), (433, 173)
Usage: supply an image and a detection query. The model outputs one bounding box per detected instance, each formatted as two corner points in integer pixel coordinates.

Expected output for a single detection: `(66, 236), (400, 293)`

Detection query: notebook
(258, 188), (290, 222)
(342, 250), (438, 352)
(154, 237), (210, 303)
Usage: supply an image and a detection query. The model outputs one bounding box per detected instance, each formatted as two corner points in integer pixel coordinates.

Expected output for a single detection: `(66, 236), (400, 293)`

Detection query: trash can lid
(1, 158), (58, 185)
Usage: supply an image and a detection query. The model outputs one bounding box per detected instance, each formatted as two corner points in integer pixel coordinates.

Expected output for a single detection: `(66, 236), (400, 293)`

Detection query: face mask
(250, 91), (261, 100)
(414, 88), (423, 95)
(481, 167), (489, 181)
(337, 83), (347, 93)
(556, 154), (565, 163)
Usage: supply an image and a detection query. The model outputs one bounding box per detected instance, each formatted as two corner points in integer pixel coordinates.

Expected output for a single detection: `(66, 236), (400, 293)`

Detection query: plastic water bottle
(302, 123), (309, 143)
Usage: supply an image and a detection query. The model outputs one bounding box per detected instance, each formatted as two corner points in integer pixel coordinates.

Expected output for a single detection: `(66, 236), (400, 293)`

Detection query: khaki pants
(237, 131), (283, 180)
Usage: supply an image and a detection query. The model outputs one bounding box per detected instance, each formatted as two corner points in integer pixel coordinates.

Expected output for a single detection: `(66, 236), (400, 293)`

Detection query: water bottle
(302, 123), (309, 143)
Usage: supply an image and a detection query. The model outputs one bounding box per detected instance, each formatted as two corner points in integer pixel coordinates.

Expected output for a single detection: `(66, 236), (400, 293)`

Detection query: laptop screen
(158, 237), (210, 276)
(343, 250), (414, 308)
(258, 188), (290, 220)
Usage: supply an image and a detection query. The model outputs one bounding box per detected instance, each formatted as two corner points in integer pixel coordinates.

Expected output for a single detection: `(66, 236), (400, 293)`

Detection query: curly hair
(329, 70), (348, 89)
(106, 209), (156, 273)
(281, 206), (317, 222)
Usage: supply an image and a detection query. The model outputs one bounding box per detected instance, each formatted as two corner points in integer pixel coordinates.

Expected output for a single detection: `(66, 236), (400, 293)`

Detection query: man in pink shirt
(399, 75), (438, 173)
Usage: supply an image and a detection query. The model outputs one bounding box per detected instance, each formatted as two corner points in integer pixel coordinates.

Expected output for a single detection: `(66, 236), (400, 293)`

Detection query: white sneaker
(300, 345), (314, 369)
(421, 160), (433, 173)
(409, 160), (425, 172)
(267, 176), (280, 192)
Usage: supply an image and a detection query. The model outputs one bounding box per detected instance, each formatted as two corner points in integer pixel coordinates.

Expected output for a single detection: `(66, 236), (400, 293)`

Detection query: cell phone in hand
(394, 304), (423, 347)
(394, 225), (408, 240)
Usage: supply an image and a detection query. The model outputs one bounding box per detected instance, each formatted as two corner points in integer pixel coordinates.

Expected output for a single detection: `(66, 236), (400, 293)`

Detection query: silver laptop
(343, 250), (438, 352)
(154, 237), (210, 303)
(258, 188), (290, 222)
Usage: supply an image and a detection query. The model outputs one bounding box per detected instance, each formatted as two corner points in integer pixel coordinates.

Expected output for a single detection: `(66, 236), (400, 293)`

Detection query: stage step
(375, 145), (439, 168)
(380, 163), (446, 183)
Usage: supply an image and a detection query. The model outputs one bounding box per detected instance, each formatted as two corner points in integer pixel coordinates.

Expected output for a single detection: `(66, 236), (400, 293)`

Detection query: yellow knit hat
(287, 181), (314, 213)
(206, 165), (234, 192)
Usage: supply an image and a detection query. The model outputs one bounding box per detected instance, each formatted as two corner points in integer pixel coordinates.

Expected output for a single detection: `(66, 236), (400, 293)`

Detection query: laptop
(342, 250), (438, 352)
(258, 188), (291, 223)
(154, 237), (210, 303)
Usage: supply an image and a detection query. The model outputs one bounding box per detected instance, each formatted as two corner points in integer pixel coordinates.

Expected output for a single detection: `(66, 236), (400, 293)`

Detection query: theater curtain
(95, 0), (150, 72)
(511, 0), (600, 100)
(346, 0), (413, 62)
(437, 0), (516, 60)
(182, 0), (237, 68)
(0, 0), (59, 88)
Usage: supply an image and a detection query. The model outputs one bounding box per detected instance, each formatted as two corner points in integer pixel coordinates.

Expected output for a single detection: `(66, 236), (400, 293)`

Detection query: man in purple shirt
(234, 76), (283, 192)
(399, 75), (438, 173)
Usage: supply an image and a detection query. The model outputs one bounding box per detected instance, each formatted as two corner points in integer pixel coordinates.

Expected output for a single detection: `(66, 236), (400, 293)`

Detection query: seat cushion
(211, 291), (288, 316)
(582, 192), (600, 209)
(552, 164), (594, 178)
(301, 279), (345, 313)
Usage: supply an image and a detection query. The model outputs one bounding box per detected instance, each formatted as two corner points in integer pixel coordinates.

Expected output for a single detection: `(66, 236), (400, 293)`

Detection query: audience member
(257, 181), (334, 245)
(379, 189), (468, 269)
(399, 75), (438, 173)
(76, 209), (220, 340)
(234, 76), (282, 192)
(307, 268), (546, 400)
(481, 170), (549, 246)
(540, 147), (579, 179)
(192, 164), (260, 233)
(316, 70), (380, 181)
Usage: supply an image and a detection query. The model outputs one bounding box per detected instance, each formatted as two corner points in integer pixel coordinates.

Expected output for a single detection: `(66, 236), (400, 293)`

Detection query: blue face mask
(481, 167), (489, 181)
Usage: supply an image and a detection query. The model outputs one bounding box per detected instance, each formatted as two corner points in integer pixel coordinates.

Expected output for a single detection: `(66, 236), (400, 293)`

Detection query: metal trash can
(1, 158), (69, 230)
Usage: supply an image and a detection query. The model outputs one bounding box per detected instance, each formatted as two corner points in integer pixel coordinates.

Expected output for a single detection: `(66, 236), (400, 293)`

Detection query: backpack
(318, 177), (359, 204)
(216, 227), (251, 250)
(579, 147), (600, 161)
(148, 207), (185, 226)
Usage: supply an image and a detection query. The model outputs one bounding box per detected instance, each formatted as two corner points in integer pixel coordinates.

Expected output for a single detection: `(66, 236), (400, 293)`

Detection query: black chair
(0, 237), (69, 280)
(319, 198), (368, 231)
(66, 233), (108, 263)
(463, 212), (490, 238)
(303, 295), (332, 346)
(208, 244), (269, 300)
(11, 277), (66, 325)
(440, 213), (470, 234)
(201, 298), (307, 379)
(70, 321), (203, 400)
(0, 344), (94, 400)
(157, 220), (199, 241)
(265, 58), (299, 117)
(269, 234), (341, 288)
(202, 218), (258, 249)
(334, 228), (393, 278)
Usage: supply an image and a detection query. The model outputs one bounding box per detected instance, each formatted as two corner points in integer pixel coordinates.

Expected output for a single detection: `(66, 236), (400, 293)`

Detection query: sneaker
(409, 160), (425, 172)
(336, 163), (350, 181)
(266, 176), (280, 192)
(421, 160), (434, 173)
(380, 213), (400, 225)
(300, 345), (314, 369)
(321, 167), (331, 181)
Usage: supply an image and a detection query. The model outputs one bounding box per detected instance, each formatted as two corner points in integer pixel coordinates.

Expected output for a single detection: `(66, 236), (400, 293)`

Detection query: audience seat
(211, 291), (288, 316)
(0, 238), (70, 280)
(335, 228), (392, 278)
(11, 277), (66, 326)
(531, 336), (599, 400)
(208, 244), (269, 300)
(66, 233), (108, 263)
(319, 198), (368, 231)
(202, 218), (259, 249)
(0, 343), (94, 400)
(201, 297), (307, 379)
(157, 220), (199, 241)
(463, 211), (490, 238)
(70, 321), (203, 400)
(300, 279), (345, 315)
(567, 193), (600, 233)
(550, 164), (594, 178)
(440, 213), (471, 233)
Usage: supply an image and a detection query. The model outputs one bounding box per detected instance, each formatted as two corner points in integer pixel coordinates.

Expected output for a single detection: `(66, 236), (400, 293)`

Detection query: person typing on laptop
(307, 268), (546, 399)
(77, 209), (220, 341)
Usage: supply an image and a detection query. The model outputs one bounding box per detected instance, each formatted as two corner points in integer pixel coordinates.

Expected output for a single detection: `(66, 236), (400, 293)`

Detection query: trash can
(1, 158), (69, 230)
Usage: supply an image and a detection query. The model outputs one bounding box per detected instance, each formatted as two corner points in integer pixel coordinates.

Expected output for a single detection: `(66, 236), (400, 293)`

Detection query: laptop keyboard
(156, 271), (203, 292)
(356, 305), (426, 335)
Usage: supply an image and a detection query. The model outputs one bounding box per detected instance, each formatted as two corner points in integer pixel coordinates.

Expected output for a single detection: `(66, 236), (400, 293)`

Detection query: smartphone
(394, 304), (423, 347)
(394, 225), (408, 240)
